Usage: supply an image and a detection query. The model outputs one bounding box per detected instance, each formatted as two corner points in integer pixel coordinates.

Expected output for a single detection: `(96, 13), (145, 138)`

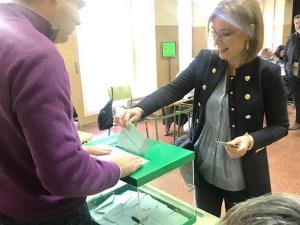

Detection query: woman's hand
(115, 107), (144, 129)
(224, 134), (254, 159)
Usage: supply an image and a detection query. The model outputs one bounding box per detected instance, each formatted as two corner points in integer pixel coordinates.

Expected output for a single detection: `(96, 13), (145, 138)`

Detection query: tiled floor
(268, 105), (300, 195)
(83, 105), (300, 213)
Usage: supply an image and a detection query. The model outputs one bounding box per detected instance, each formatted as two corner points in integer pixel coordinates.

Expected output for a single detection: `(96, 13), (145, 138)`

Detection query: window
(76, 0), (156, 116)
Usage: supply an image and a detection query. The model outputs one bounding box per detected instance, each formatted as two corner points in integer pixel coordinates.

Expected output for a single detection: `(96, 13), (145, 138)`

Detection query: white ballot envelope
(117, 123), (148, 155)
(94, 144), (148, 165)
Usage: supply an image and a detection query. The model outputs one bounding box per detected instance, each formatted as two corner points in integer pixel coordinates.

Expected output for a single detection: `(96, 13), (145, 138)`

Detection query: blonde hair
(208, 0), (264, 64)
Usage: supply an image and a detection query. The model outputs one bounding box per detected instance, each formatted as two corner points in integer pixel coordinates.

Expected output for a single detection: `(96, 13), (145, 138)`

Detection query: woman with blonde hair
(118, 0), (288, 217)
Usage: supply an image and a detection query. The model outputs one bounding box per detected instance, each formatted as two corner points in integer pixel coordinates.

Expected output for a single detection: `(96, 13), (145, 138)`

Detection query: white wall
(178, 0), (193, 71)
(76, 0), (157, 116)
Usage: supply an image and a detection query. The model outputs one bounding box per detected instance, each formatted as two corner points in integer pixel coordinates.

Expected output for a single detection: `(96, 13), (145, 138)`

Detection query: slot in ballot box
(85, 134), (219, 225)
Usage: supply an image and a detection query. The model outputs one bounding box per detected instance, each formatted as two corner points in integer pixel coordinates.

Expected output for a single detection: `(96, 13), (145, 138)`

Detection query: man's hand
(83, 145), (143, 177)
(110, 153), (143, 178)
(82, 146), (112, 156)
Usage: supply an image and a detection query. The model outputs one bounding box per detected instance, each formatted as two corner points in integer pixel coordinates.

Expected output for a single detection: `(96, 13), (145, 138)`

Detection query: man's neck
(14, 0), (53, 26)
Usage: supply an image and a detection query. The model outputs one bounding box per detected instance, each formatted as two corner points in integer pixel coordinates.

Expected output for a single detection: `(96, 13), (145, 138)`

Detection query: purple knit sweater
(0, 3), (120, 221)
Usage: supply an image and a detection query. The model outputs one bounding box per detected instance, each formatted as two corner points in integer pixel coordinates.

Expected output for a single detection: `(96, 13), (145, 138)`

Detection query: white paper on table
(117, 123), (148, 155)
(94, 144), (148, 165)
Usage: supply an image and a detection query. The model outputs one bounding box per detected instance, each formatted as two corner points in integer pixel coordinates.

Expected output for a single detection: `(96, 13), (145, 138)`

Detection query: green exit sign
(161, 41), (176, 58)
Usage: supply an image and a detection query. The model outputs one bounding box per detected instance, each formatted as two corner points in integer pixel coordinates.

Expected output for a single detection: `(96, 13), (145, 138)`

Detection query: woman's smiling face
(211, 16), (249, 67)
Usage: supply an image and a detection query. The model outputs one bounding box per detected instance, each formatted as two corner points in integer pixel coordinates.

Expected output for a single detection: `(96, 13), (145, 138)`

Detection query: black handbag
(97, 87), (113, 130)
(175, 134), (194, 151)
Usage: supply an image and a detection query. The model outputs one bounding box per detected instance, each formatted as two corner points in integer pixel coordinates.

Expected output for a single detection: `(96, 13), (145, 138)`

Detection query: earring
(246, 40), (250, 50)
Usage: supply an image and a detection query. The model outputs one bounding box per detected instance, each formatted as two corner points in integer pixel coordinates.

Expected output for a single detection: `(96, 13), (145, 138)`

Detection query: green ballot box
(85, 134), (195, 187)
(87, 183), (196, 225)
(85, 134), (219, 225)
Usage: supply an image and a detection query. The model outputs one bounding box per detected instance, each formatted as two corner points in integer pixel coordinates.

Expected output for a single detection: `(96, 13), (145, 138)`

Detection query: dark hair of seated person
(217, 194), (300, 225)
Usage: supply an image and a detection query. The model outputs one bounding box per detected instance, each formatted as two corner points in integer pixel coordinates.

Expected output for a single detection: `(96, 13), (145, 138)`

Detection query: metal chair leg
(154, 118), (159, 141)
(145, 120), (149, 138)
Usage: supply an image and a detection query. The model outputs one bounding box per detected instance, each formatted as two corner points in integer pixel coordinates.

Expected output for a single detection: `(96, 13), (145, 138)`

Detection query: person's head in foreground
(218, 194), (300, 225)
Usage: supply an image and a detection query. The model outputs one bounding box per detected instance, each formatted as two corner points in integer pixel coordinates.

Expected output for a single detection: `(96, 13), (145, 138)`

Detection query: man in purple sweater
(0, 1), (142, 224)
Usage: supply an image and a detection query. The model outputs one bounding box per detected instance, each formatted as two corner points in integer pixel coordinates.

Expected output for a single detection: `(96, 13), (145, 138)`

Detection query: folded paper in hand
(117, 123), (148, 155)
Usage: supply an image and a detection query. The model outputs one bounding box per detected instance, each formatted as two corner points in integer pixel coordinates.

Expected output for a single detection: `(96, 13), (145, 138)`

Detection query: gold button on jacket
(244, 75), (251, 82)
(245, 94), (251, 100)
(245, 115), (252, 119)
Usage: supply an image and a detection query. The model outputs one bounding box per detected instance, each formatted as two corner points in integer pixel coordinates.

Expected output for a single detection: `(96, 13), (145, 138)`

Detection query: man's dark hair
(294, 14), (300, 20)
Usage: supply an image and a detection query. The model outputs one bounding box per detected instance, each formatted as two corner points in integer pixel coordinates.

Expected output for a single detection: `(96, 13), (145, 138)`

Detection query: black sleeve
(250, 65), (289, 150)
(136, 50), (209, 118)
(283, 38), (291, 66)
